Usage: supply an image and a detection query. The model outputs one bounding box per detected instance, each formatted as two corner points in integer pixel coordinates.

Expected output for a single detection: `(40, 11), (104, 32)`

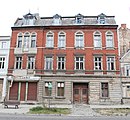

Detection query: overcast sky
(0, 0), (130, 36)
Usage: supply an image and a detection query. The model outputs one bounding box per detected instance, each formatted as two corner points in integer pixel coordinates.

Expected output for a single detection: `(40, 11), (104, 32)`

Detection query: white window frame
(17, 33), (23, 48)
(31, 32), (36, 48)
(57, 56), (65, 70)
(27, 56), (35, 69)
(75, 56), (84, 70)
(1, 42), (7, 49)
(15, 56), (22, 69)
(23, 32), (30, 49)
(93, 31), (102, 49)
(0, 57), (5, 69)
(46, 31), (54, 48)
(45, 56), (53, 70)
(75, 31), (84, 48)
(94, 56), (102, 70)
(58, 31), (66, 48)
(107, 56), (115, 71)
(106, 31), (114, 48)
(125, 65), (130, 76)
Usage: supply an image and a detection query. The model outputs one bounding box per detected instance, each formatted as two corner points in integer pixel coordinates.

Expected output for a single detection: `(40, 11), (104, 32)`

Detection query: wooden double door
(73, 83), (89, 104)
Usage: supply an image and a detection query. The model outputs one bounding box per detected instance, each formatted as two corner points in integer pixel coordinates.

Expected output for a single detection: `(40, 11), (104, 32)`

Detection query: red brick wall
(8, 26), (120, 75)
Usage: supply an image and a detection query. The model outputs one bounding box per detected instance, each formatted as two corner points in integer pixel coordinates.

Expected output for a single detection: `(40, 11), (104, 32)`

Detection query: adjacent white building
(0, 36), (10, 101)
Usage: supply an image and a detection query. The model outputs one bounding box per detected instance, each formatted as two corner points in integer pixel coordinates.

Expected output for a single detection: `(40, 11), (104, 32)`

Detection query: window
(15, 56), (22, 69)
(17, 33), (22, 48)
(57, 57), (65, 70)
(101, 83), (109, 97)
(45, 56), (53, 70)
(106, 31), (114, 48)
(23, 13), (35, 25)
(46, 32), (54, 48)
(57, 82), (64, 97)
(31, 33), (36, 48)
(98, 13), (106, 24)
(93, 31), (102, 48)
(94, 56), (102, 70)
(23, 33), (30, 48)
(75, 13), (84, 24)
(45, 82), (52, 96)
(75, 56), (84, 70)
(75, 31), (84, 48)
(52, 14), (61, 25)
(58, 32), (65, 48)
(0, 57), (5, 69)
(107, 57), (115, 70)
(27, 56), (35, 69)
(125, 65), (130, 76)
(1, 42), (7, 48)
(126, 85), (130, 97)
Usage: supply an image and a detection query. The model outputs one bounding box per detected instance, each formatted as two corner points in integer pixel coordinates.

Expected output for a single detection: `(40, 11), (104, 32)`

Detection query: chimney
(121, 24), (127, 29)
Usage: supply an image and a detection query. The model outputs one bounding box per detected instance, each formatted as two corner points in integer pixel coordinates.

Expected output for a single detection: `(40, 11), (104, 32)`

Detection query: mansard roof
(14, 13), (117, 27)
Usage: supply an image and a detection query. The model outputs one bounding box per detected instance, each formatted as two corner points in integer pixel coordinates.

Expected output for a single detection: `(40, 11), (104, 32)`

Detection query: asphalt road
(0, 114), (130, 120)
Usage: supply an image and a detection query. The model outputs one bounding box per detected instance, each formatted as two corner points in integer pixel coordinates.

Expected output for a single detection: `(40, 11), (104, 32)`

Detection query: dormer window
(52, 14), (61, 25)
(98, 13), (106, 24)
(75, 13), (84, 24)
(23, 13), (36, 25)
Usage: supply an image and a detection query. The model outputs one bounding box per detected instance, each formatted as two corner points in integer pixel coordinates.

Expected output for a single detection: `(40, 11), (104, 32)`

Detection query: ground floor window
(45, 82), (52, 96)
(57, 82), (64, 97)
(101, 82), (109, 98)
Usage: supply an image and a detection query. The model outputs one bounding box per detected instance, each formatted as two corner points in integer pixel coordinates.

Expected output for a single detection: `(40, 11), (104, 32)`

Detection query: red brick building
(7, 13), (121, 104)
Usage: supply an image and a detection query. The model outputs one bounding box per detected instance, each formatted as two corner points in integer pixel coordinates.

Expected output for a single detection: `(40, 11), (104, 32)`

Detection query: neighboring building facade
(7, 13), (121, 104)
(118, 24), (130, 57)
(0, 36), (10, 101)
(120, 50), (130, 103)
(119, 24), (130, 104)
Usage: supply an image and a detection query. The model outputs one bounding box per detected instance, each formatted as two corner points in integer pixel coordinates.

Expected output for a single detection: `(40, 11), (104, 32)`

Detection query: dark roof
(14, 13), (117, 27)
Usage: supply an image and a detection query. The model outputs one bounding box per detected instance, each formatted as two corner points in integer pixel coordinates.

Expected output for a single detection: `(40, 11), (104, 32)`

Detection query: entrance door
(73, 83), (88, 104)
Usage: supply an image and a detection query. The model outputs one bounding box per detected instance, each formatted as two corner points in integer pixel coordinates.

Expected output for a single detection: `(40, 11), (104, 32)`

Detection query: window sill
(45, 47), (54, 49)
(100, 97), (110, 99)
(74, 47), (84, 49)
(106, 47), (115, 50)
(43, 96), (53, 99)
(122, 97), (130, 99)
(94, 47), (102, 50)
(55, 96), (65, 99)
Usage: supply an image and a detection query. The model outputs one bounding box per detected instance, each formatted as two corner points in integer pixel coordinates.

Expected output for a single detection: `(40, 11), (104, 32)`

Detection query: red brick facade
(7, 13), (121, 104)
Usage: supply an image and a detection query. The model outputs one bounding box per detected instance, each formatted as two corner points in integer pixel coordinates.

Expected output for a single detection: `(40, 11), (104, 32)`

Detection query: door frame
(73, 82), (89, 104)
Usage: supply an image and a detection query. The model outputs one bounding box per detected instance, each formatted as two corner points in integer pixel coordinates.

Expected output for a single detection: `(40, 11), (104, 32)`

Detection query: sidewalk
(0, 103), (130, 115)
(0, 103), (38, 114)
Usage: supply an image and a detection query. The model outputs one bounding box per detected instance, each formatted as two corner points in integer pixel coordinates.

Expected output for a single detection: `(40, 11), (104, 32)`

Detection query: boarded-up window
(27, 82), (37, 101)
(9, 82), (19, 100)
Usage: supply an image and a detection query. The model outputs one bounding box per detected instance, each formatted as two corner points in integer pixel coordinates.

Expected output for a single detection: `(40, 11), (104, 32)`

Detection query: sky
(0, 0), (130, 36)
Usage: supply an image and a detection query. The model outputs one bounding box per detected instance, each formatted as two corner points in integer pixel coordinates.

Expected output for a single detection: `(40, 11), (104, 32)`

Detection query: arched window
(31, 32), (37, 48)
(24, 32), (30, 48)
(58, 31), (66, 48)
(46, 31), (54, 48)
(17, 33), (23, 48)
(93, 31), (102, 48)
(75, 31), (84, 48)
(106, 31), (114, 48)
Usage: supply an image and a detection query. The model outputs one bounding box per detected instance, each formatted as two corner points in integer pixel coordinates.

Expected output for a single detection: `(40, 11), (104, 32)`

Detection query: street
(0, 114), (129, 120)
